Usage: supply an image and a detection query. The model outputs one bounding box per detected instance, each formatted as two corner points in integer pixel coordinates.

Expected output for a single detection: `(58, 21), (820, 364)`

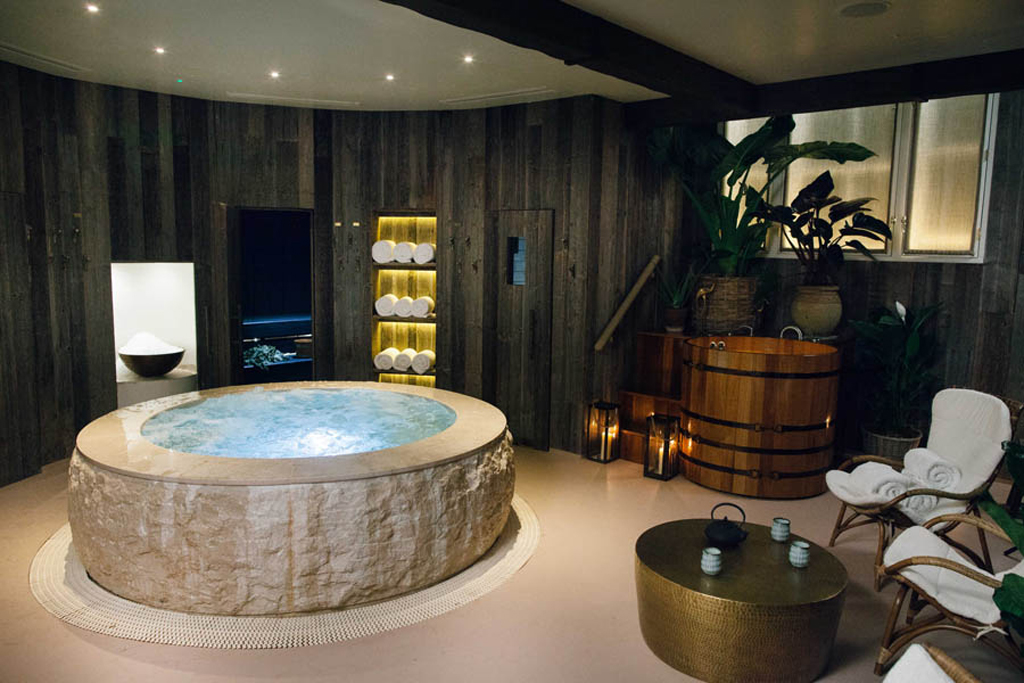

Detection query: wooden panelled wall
(1, 57), (1021, 487)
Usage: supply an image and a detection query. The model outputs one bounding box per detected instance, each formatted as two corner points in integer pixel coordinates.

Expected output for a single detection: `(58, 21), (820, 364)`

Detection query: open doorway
(231, 208), (314, 384)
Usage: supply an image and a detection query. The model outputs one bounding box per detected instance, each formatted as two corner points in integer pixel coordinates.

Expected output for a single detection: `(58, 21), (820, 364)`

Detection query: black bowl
(118, 350), (184, 377)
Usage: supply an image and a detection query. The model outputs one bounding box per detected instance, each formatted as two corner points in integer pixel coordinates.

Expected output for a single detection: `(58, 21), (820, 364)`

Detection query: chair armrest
(922, 513), (1012, 542)
(883, 554), (1003, 589)
(836, 454), (905, 473)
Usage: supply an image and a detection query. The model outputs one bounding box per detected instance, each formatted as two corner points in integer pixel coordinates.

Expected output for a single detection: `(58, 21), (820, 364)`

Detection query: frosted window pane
(786, 105), (896, 251)
(906, 95), (985, 254)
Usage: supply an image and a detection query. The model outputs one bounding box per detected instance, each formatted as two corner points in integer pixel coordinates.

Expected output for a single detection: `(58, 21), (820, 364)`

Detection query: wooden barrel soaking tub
(679, 337), (840, 499)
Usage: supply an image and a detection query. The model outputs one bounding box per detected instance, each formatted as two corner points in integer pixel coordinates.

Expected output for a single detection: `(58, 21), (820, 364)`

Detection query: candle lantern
(585, 401), (620, 463)
(645, 413), (680, 480)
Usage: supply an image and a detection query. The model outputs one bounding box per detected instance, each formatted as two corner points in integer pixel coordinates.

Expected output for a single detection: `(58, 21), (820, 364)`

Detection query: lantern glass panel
(645, 413), (679, 480)
(586, 401), (619, 463)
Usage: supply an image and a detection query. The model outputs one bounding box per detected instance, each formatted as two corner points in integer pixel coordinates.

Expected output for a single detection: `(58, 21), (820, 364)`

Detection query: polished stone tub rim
(75, 381), (508, 486)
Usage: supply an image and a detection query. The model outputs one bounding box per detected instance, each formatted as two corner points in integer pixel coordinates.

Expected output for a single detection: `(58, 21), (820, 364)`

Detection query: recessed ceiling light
(463, 55), (474, 64)
(838, 1), (891, 17)
(85, 4), (99, 12)
(385, 74), (395, 81)
(154, 47), (166, 54)
(270, 71), (280, 79)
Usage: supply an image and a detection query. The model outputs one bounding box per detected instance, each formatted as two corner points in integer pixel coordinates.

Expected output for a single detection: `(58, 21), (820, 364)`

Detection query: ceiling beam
(380, 0), (757, 119)
(626, 48), (1024, 128)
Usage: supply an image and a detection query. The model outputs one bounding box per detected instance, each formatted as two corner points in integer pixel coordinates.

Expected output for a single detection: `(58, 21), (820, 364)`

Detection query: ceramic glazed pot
(861, 427), (923, 463)
(663, 307), (687, 333)
(791, 285), (842, 337)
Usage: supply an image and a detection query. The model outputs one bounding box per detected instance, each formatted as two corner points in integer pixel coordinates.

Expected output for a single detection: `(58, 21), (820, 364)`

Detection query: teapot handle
(711, 502), (746, 526)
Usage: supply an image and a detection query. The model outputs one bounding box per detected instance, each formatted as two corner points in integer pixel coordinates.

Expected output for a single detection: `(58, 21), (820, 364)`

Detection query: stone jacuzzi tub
(68, 381), (514, 616)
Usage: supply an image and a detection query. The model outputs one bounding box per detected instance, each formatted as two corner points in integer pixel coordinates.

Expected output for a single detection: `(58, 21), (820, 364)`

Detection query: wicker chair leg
(875, 584), (909, 675)
(973, 508), (994, 572)
(829, 502), (848, 547)
(874, 520), (889, 592)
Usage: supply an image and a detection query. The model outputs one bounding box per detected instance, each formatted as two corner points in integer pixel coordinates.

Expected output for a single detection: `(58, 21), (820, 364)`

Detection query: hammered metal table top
(635, 519), (848, 606)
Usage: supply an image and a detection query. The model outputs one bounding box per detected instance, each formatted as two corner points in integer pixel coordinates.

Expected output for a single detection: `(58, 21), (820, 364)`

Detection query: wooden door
(487, 210), (554, 450)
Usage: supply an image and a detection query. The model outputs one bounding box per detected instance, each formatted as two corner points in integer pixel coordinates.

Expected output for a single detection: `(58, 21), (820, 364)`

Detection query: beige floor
(0, 447), (1019, 683)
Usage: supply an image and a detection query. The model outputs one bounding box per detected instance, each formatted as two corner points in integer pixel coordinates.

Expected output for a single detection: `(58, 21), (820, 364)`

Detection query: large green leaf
(994, 574), (1024, 638)
(980, 494), (1024, 549)
(828, 198), (874, 223)
(714, 115), (795, 186)
(839, 227), (886, 242)
(763, 141), (876, 180)
(851, 212), (893, 240)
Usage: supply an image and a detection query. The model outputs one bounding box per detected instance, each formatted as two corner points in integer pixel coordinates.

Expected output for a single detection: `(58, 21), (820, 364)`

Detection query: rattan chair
(827, 389), (1013, 590)
(875, 514), (1024, 675)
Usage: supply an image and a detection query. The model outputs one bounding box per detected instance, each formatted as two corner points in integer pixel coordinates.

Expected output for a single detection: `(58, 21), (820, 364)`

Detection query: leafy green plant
(649, 116), (875, 277)
(979, 440), (1024, 654)
(754, 170), (891, 285)
(243, 344), (285, 370)
(850, 301), (940, 436)
(658, 260), (704, 309)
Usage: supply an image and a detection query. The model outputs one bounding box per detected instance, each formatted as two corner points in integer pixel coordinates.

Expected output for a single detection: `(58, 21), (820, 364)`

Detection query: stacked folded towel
(412, 350), (436, 374)
(413, 242), (435, 264)
(371, 240), (396, 264)
(373, 347), (400, 370)
(393, 348), (417, 372)
(393, 241), (417, 263)
(904, 448), (962, 490)
(411, 295), (435, 318)
(393, 296), (415, 318)
(374, 294), (398, 316)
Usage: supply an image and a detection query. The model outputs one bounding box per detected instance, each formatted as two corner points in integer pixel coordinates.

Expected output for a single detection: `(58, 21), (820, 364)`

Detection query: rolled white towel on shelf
(393, 296), (415, 318)
(411, 295), (435, 318)
(413, 242), (435, 264)
(373, 347), (400, 371)
(393, 241), (416, 263)
(374, 293), (398, 317)
(393, 348), (416, 372)
(412, 349), (436, 375)
(372, 240), (396, 264)
(903, 448), (962, 491)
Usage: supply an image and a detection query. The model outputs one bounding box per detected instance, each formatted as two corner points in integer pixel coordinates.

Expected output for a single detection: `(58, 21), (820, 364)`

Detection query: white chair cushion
(882, 644), (955, 683)
(884, 526), (1024, 625)
(926, 389), (1010, 491)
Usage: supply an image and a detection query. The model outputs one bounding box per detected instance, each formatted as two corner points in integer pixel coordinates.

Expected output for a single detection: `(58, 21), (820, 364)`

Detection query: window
(724, 94), (997, 263)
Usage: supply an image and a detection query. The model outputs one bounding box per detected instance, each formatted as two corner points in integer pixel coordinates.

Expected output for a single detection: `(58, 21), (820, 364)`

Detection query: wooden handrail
(593, 255), (661, 352)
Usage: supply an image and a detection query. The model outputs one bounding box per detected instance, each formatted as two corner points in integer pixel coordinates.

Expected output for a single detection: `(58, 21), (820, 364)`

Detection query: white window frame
(760, 94), (999, 264)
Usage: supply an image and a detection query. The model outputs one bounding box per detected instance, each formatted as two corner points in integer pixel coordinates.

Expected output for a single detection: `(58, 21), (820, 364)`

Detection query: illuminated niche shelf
(371, 211), (438, 387)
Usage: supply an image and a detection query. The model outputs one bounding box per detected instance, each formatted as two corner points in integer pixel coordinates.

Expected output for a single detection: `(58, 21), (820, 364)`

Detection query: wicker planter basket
(694, 275), (757, 335)
(861, 427), (922, 462)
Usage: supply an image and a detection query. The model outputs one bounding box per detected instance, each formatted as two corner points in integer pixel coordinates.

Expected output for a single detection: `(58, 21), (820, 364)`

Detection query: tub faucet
(780, 325), (803, 341)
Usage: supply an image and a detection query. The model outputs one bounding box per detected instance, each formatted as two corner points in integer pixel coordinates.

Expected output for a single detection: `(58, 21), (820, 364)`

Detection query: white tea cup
(789, 541), (810, 568)
(701, 547), (722, 576)
(771, 517), (791, 542)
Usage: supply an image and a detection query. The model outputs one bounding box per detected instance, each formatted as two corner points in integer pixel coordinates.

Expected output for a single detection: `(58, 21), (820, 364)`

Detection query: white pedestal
(116, 364), (199, 408)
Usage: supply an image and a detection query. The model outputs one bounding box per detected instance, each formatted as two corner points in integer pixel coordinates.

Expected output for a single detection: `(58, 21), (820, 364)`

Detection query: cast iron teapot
(705, 503), (748, 548)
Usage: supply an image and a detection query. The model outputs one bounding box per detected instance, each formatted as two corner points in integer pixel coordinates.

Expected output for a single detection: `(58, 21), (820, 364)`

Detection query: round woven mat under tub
(30, 495), (539, 649)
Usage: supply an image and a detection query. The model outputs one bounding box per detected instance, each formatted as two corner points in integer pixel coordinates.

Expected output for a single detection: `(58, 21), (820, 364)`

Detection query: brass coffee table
(635, 520), (847, 683)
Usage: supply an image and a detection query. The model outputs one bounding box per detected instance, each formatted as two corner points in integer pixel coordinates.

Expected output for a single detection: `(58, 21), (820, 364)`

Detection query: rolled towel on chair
(373, 347), (400, 371)
(413, 242), (435, 264)
(372, 240), (396, 264)
(374, 293), (398, 317)
(393, 296), (415, 318)
(393, 348), (416, 372)
(412, 349), (436, 374)
(411, 295), (435, 318)
(903, 448), (962, 491)
(393, 241), (416, 263)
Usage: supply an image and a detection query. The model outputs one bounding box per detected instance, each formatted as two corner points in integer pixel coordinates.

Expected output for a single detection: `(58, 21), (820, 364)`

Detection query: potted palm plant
(756, 170), (892, 335)
(850, 301), (940, 459)
(979, 444), (1024, 655)
(657, 261), (703, 333)
(649, 116), (874, 334)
